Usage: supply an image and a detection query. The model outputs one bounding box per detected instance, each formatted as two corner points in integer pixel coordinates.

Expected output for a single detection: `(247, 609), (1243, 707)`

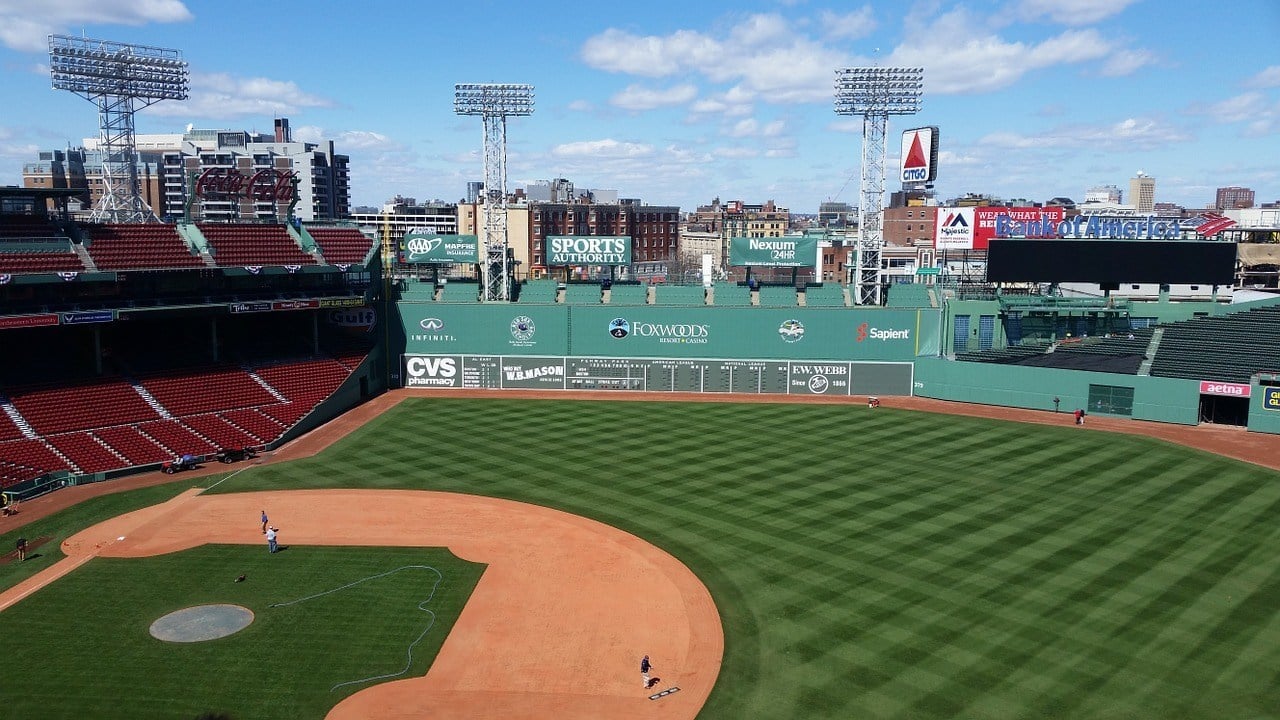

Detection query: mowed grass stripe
(205, 397), (1279, 720)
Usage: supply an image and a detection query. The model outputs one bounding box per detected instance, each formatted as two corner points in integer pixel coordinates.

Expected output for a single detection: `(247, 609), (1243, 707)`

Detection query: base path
(11, 488), (723, 720)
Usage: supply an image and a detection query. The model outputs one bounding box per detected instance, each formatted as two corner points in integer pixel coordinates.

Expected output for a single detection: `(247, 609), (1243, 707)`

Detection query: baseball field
(1, 393), (1278, 719)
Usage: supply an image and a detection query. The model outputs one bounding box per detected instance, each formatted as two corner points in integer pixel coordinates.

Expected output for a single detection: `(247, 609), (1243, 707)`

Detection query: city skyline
(0, 0), (1277, 213)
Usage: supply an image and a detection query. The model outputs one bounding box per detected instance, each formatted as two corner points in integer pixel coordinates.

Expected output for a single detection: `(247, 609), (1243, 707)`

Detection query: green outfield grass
(7, 396), (1280, 719)
(0, 544), (484, 720)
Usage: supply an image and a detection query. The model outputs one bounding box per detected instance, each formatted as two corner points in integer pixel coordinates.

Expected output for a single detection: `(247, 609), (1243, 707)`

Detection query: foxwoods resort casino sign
(997, 214), (1181, 240)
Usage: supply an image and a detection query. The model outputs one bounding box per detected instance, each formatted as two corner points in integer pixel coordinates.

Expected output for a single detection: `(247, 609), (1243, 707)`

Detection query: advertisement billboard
(402, 233), (480, 264)
(935, 206), (1068, 250)
(546, 236), (632, 266)
(727, 236), (819, 267)
(900, 126), (939, 184)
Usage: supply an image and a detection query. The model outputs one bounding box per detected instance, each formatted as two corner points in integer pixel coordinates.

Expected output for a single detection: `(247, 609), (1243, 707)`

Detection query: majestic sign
(195, 168), (296, 203)
(1199, 380), (1251, 397)
(401, 233), (480, 263)
(546, 236), (631, 265)
(728, 236), (819, 267)
(900, 126), (939, 184)
(934, 208), (975, 250)
(936, 207), (1067, 250)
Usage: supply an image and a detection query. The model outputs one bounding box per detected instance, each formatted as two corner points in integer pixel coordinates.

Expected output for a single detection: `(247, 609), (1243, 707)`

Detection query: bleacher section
(0, 215), (63, 239)
(564, 284), (603, 304)
(84, 224), (204, 270)
(93, 426), (172, 466)
(0, 247), (85, 274)
(955, 331), (1155, 375)
(655, 285), (706, 305)
(439, 282), (480, 303)
(803, 284), (848, 307)
(0, 439), (69, 486)
(758, 286), (798, 307)
(199, 223), (316, 267)
(1148, 306), (1280, 383)
(47, 433), (124, 474)
(887, 283), (934, 308)
(0, 352), (366, 480)
(8, 380), (159, 435)
(308, 227), (375, 265)
(518, 279), (559, 304)
(713, 284), (753, 307)
(141, 366), (277, 416)
(608, 284), (649, 305)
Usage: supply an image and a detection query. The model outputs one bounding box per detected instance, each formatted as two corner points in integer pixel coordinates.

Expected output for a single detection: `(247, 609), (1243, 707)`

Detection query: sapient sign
(546, 236), (631, 265)
(996, 214), (1181, 240)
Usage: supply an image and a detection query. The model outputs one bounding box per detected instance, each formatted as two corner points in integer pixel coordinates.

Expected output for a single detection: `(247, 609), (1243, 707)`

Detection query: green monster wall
(398, 303), (939, 361)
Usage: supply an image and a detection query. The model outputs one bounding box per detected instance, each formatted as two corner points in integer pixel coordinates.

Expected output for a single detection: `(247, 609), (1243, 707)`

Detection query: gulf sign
(1200, 380), (1251, 397)
(900, 126), (938, 184)
(934, 206), (1065, 250)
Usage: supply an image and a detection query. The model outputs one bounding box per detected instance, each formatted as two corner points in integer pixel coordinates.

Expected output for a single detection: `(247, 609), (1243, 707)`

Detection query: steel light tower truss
(835, 67), (923, 305)
(49, 34), (188, 223)
(454, 83), (534, 302)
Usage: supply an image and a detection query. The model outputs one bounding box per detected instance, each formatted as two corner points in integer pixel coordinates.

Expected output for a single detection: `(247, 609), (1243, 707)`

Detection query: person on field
(640, 655), (652, 687)
(266, 526), (279, 553)
(261, 509), (269, 534)
(16, 536), (28, 561)
(1074, 408), (1085, 425)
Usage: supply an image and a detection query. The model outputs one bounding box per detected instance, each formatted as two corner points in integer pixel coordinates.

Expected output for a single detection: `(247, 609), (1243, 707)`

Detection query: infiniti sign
(419, 317), (445, 331)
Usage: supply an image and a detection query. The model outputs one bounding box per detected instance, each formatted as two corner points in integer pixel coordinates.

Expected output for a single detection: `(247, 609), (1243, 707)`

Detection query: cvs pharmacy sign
(405, 355), (462, 388)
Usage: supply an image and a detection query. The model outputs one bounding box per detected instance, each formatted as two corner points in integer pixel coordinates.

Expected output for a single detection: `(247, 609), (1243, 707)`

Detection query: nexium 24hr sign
(546, 236), (632, 265)
(728, 236), (818, 267)
(401, 232), (480, 263)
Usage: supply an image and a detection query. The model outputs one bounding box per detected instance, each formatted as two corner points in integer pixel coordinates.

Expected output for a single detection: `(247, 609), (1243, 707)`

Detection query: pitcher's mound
(149, 604), (254, 642)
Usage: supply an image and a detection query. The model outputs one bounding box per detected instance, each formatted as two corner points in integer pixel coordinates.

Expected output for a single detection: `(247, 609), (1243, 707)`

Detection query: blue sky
(0, 0), (1277, 213)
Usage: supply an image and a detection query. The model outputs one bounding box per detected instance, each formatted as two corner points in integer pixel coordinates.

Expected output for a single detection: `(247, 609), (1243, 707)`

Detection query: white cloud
(609, 83), (698, 111)
(567, 99), (595, 112)
(292, 126), (401, 151)
(725, 118), (786, 139)
(1247, 65), (1280, 89)
(714, 146), (759, 159)
(1101, 48), (1157, 77)
(1015, 0), (1141, 25)
(1187, 92), (1280, 137)
(147, 72), (333, 119)
(0, 0), (193, 52)
(819, 7), (876, 41)
(551, 138), (655, 159)
(981, 116), (1191, 151)
(888, 13), (1114, 94)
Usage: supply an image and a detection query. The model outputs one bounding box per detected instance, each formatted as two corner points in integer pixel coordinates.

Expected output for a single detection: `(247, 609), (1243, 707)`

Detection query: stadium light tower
(454, 83), (534, 302)
(835, 67), (923, 305)
(48, 34), (189, 224)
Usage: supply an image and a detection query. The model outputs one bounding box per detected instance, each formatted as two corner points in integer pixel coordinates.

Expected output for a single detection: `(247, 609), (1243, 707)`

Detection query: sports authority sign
(546, 236), (632, 266)
(900, 126), (938, 184)
(1199, 380), (1251, 397)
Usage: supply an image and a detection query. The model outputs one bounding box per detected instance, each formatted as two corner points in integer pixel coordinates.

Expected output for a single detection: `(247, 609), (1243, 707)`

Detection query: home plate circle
(149, 604), (254, 642)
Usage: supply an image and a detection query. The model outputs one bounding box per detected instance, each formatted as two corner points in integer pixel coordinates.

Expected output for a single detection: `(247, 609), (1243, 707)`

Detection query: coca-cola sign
(196, 168), (297, 203)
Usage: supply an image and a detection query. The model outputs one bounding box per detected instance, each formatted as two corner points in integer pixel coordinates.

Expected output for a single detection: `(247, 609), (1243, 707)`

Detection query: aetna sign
(1199, 381), (1250, 397)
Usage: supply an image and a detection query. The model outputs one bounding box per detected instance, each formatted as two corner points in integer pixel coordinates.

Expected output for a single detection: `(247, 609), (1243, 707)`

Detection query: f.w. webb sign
(546, 236), (631, 265)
